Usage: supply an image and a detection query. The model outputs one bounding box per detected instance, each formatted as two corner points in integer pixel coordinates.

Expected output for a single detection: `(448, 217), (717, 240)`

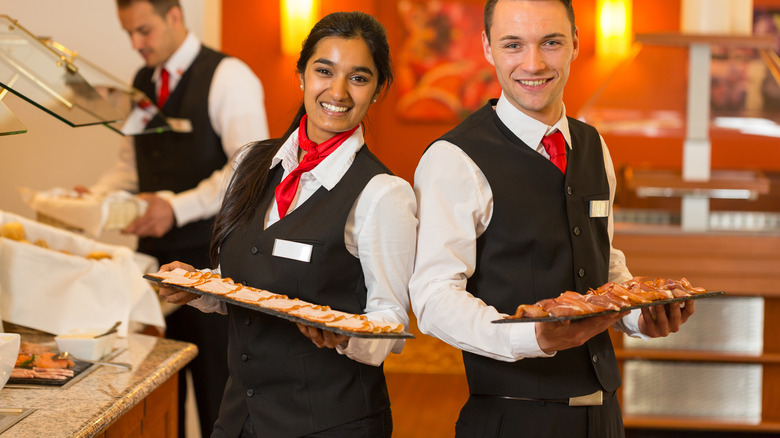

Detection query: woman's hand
(296, 323), (349, 349)
(157, 261), (200, 305)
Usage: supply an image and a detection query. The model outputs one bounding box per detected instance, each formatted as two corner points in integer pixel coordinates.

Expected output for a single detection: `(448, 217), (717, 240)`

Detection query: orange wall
(223, 0), (780, 182)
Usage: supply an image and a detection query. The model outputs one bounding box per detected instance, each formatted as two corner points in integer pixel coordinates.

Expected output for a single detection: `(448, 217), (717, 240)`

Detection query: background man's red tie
(542, 131), (567, 174)
(158, 68), (170, 108)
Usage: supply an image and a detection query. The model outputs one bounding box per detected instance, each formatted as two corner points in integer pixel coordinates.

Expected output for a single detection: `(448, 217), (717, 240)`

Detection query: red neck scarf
(274, 114), (359, 218)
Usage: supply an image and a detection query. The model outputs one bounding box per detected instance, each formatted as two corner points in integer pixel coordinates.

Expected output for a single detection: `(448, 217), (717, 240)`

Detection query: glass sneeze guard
(43, 39), (171, 135)
(0, 89), (26, 136)
(0, 15), (121, 127)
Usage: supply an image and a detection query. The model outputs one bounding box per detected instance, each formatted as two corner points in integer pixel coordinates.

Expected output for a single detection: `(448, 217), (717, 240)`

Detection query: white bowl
(0, 333), (21, 390)
(55, 328), (117, 361)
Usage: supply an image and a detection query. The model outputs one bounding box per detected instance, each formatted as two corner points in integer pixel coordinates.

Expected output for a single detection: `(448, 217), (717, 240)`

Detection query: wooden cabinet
(612, 228), (780, 434)
(94, 374), (178, 438)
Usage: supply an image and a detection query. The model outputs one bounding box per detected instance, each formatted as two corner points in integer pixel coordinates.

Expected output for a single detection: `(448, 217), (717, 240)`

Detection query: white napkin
(18, 187), (147, 237)
(0, 211), (165, 336)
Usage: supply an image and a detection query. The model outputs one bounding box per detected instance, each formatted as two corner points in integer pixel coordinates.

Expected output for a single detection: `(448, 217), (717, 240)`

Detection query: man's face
(118, 1), (180, 67)
(482, 0), (578, 125)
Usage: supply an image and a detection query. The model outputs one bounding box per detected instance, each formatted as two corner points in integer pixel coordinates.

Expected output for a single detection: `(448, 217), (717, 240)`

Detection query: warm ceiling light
(280, 0), (320, 56)
(597, 0), (633, 59)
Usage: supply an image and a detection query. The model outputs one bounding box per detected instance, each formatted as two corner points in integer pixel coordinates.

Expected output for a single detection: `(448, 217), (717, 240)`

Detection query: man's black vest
(437, 100), (621, 399)
(133, 46), (227, 255)
(214, 146), (391, 437)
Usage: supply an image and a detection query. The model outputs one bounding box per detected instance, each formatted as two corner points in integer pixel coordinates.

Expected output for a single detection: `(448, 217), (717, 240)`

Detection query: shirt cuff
(187, 294), (226, 314)
(159, 190), (210, 227)
(614, 309), (651, 340)
(509, 321), (556, 359)
(335, 337), (401, 367)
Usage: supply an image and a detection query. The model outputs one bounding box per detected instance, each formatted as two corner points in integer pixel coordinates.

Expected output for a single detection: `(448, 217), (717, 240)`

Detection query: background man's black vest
(215, 146), (391, 437)
(133, 46), (227, 255)
(437, 100), (621, 399)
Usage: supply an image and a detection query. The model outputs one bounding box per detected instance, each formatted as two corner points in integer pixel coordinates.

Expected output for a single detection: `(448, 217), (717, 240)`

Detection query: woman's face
(301, 36), (380, 144)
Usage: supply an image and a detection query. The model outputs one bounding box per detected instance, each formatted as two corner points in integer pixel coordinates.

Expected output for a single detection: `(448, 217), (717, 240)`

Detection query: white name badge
(272, 239), (313, 263)
(590, 200), (610, 218)
(165, 117), (193, 133)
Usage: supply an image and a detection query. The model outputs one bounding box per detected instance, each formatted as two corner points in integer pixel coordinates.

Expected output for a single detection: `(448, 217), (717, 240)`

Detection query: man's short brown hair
(116, 0), (180, 17)
(483, 0), (576, 42)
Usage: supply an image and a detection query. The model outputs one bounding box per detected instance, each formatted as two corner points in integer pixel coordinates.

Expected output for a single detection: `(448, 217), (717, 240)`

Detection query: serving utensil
(55, 351), (131, 371)
(95, 321), (121, 338)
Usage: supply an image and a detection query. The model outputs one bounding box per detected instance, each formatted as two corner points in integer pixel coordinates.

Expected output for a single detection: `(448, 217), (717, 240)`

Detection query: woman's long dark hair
(209, 11), (394, 267)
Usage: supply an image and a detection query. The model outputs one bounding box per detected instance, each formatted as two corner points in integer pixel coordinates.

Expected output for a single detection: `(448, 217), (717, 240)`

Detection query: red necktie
(158, 68), (170, 108)
(542, 131), (567, 174)
(274, 114), (359, 218)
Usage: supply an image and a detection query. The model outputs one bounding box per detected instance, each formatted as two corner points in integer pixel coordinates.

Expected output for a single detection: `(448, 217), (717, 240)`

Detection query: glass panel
(44, 39), (171, 135)
(0, 94), (26, 136)
(578, 41), (780, 139)
(0, 88), (26, 135)
(0, 15), (121, 127)
(578, 44), (688, 138)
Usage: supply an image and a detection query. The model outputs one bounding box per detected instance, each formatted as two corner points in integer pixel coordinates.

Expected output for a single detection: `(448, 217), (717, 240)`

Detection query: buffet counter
(0, 333), (196, 437)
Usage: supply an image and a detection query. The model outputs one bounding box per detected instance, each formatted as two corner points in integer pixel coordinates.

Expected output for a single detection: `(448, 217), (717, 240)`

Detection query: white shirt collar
(271, 125), (365, 191)
(495, 93), (573, 151)
(154, 32), (200, 82)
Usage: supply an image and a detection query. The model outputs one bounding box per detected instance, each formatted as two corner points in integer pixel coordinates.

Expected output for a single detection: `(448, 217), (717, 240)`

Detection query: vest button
(245, 317), (252, 326)
(573, 226), (581, 236)
(250, 246), (258, 255)
(241, 354), (248, 362)
(578, 268), (586, 278)
(246, 389), (254, 397)
(592, 354), (599, 363)
(567, 186), (573, 195)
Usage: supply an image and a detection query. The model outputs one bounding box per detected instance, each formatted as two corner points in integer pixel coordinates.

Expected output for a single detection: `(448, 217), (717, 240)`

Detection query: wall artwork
(395, 0), (501, 122)
(711, 9), (780, 117)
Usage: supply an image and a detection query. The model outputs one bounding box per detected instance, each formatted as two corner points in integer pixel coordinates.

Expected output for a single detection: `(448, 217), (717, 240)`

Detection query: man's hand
(296, 323), (350, 349)
(157, 261), (200, 305)
(124, 193), (175, 237)
(536, 311), (628, 354)
(638, 301), (695, 338)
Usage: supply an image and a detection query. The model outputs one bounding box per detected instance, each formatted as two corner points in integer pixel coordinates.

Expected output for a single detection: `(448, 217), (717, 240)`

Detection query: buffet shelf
(623, 415), (780, 433)
(613, 226), (780, 433)
(615, 349), (780, 364)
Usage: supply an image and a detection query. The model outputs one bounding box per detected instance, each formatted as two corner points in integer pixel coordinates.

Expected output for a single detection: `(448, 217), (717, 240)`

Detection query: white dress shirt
(190, 126), (418, 367)
(90, 32), (270, 227)
(409, 93), (643, 363)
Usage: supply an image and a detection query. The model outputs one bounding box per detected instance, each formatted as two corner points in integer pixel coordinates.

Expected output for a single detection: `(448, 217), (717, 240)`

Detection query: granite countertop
(0, 333), (197, 437)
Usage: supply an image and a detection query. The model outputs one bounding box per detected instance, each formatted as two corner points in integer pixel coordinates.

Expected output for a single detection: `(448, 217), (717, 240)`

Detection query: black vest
(437, 100), (621, 399)
(214, 146), (391, 437)
(133, 46), (227, 255)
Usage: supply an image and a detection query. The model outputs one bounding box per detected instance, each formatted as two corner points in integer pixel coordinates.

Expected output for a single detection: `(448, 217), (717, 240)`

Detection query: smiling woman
(301, 37), (380, 143)
(153, 10), (417, 438)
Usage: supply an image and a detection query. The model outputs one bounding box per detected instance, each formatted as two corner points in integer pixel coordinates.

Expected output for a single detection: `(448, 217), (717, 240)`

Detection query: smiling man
(79, 1), (269, 437)
(409, 1), (695, 437)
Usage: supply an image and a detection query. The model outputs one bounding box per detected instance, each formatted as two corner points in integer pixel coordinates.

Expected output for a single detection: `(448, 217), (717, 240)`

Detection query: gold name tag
(165, 117), (193, 133)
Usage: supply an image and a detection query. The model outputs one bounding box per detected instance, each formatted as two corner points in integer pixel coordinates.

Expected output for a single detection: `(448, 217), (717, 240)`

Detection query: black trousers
(147, 246), (229, 438)
(455, 394), (625, 438)
(238, 408), (393, 438)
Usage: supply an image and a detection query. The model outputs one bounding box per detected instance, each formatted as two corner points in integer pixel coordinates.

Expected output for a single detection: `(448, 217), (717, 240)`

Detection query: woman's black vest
(214, 146), (392, 437)
(437, 100), (621, 400)
(132, 46), (227, 255)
